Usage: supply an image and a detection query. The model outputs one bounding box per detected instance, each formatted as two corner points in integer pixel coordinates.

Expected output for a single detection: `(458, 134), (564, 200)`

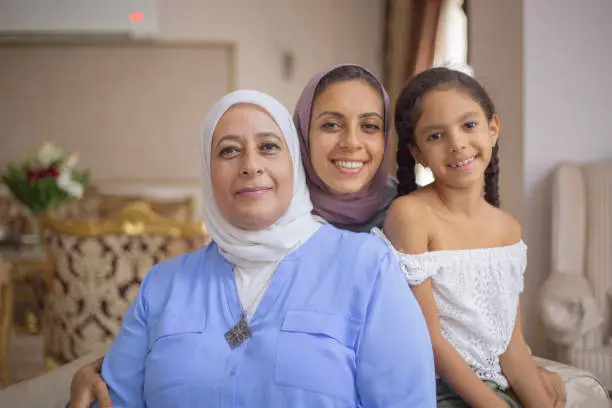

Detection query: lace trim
(371, 227), (527, 287)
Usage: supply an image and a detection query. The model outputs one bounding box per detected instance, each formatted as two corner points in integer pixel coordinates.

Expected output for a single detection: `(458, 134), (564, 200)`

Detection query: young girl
(378, 67), (564, 408)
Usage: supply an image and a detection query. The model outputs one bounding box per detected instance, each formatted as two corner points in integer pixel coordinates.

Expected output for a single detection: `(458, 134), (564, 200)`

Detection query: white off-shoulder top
(373, 228), (527, 388)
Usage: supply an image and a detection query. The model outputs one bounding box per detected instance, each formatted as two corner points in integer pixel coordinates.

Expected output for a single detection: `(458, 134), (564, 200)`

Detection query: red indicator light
(130, 12), (143, 23)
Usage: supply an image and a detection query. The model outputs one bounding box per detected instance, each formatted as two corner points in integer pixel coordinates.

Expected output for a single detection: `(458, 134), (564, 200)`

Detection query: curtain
(383, 0), (443, 176)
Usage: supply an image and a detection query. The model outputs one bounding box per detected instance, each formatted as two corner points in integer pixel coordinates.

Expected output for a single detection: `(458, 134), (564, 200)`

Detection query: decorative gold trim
(97, 193), (197, 224)
(40, 201), (207, 238)
(89, 179), (204, 221)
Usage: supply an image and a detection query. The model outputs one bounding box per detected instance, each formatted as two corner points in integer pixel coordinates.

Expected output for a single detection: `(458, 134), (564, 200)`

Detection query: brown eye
(464, 121), (478, 129)
(219, 146), (239, 158)
(361, 123), (381, 133)
(321, 122), (341, 131)
(260, 142), (280, 154)
(427, 133), (442, 142)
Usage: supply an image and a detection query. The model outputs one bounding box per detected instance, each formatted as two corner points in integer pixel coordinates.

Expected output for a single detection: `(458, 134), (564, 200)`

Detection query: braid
(396, 134), (418, 196)
(484, 143), (500, 207)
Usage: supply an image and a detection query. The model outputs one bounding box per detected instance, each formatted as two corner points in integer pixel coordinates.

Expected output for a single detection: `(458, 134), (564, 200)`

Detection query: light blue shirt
(98, 224), (436, 407)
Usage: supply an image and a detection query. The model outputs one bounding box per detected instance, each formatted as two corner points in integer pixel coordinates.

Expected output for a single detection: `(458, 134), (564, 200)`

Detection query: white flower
(64, 153), (79, 169)
(37, 142), (64, 167)
(57, 166), (84, 199)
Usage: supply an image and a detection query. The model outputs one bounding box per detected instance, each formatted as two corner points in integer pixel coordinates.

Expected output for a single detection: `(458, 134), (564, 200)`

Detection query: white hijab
(200, 90), (322, 269)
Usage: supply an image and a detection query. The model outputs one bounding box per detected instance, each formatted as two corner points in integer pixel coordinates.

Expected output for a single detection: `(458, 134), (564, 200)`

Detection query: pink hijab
(293, 64), (393, 226)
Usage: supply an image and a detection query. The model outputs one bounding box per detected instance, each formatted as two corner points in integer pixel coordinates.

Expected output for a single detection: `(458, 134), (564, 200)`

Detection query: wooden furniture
(0, 260), (13, 387)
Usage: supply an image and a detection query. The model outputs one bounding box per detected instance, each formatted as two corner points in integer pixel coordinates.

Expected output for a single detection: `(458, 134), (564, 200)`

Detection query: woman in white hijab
(90, 90), (436, 408)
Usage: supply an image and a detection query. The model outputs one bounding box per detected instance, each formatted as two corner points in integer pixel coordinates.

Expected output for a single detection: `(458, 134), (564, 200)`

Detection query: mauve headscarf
(293, 64), (393, 228)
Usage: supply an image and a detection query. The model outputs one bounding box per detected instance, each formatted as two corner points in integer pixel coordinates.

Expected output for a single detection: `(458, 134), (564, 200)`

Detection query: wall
(159, 0), (385, 110)
(469, 0), (524, 224)
(471, 0), (612, 355)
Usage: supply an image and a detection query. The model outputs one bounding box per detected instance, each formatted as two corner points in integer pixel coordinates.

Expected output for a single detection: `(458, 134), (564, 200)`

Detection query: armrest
(534, 356), (610, 407)
(539, 274), (604, 345)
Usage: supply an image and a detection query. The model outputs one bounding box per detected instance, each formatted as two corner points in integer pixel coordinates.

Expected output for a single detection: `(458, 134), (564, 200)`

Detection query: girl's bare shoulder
(386, 187), (437, 225)
(490, 206), (523, 244)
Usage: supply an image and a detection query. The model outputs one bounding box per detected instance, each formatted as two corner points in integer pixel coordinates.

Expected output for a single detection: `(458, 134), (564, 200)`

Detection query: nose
(448, 130), (467, 153)
(337, 123), (362, 151)
(240, 151), (264, 177)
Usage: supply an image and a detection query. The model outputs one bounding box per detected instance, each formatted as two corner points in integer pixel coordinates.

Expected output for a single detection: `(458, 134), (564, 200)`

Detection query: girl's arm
(499, 304), (554, 408)
(411, 282), (508, 408)
(383, 198), (507, 408)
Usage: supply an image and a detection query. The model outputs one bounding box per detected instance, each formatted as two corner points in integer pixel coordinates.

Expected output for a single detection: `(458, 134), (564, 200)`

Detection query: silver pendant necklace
(224, 264), (278, 349)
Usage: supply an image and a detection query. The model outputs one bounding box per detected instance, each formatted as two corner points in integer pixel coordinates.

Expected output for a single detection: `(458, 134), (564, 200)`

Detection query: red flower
(26, 170), (37, 182)
(47, 165), (60, 178)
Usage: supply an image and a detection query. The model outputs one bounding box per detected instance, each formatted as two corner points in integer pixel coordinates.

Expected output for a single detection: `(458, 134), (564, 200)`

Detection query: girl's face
(410, 88), (499, 189)
(309, 80), (385, 195)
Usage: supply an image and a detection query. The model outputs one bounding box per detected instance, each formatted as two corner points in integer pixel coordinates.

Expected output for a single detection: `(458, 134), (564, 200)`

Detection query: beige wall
(0, 0), (386, 181)
(469, 0), (524, 224)
(471, 0), (612, 355)
(160, 0), (385, 110)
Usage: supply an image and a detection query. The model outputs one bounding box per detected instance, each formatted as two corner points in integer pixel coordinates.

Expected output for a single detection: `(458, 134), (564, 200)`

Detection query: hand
(538, 367), (566, 408)
(69, 357), (113, 408)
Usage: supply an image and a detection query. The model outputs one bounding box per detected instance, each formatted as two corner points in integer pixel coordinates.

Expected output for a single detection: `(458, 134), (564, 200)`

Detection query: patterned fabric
(42, 230), (209, 363)
(534, 356), (610, 408)
(373, 228), (526, 388)
(0, 197), (29, 236)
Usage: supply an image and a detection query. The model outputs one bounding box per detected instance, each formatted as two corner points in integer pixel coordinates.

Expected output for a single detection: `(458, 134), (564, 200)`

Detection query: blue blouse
(97, 224), (436, 407)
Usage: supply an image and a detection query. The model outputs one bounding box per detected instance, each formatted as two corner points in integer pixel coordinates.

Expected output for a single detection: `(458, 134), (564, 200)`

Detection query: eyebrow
(419, 111), (480, 133)
(315, 110), (384, 121)
(215, 132), (283, 148)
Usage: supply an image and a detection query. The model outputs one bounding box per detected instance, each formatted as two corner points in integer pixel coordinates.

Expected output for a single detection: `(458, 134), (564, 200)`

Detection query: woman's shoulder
(317, 224), (392, 261)
(140, 245), (214, 296)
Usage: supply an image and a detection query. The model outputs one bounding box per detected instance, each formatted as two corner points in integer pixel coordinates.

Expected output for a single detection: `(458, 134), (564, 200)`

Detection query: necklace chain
(234, 261), (280, 319)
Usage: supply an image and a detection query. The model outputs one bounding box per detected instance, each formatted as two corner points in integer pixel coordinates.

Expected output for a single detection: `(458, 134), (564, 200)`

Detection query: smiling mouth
(332, 159), (367, 174)
(448, 155), (478, 169)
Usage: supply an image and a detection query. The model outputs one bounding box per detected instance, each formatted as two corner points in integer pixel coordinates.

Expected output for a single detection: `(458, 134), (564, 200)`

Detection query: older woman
(84, 90), (435, 408)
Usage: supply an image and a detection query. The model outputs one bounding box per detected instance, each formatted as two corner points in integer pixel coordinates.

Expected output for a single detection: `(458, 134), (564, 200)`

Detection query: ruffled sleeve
(371, 228), (439, 286)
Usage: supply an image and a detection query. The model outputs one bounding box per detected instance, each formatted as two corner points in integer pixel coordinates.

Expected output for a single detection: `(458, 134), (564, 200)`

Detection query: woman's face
(210, 104), (294, 230)
(309, 80), (385, 195)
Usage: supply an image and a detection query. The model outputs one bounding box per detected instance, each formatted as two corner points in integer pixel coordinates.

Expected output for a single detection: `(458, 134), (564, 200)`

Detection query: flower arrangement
(2, 142), (89, 214)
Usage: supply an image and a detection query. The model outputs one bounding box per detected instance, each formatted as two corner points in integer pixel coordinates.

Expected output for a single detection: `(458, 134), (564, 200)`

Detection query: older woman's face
(309, 80), (385, 195)
(211, 104), (294, 230)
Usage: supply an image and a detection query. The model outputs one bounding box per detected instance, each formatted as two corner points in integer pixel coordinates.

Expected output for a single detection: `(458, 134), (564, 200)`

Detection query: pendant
(225, 313), (253, 349)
